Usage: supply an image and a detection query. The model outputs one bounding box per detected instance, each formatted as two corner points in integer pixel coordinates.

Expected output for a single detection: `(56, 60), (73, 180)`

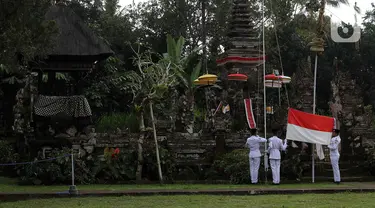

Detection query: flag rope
(0, 154), (71, 166)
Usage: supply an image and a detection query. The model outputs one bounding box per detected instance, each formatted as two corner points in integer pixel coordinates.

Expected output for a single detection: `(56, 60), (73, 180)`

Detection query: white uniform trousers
(330, 156), (340, 182)
(270, 159), (281, 184)
(249, 157), (261, 183)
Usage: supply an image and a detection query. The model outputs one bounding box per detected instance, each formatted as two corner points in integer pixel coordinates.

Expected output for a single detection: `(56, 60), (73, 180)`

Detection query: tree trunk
(149, 101), (163, 183)
(317, 0), (326, 37)
(135, 111), (145, 181)
(186, 92), (195, 134)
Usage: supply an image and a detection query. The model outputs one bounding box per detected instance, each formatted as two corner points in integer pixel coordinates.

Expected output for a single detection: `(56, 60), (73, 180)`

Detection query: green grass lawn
(0, 177), (374, 193)
(0, 193), (374, 208)
(0, 183), (348, 192)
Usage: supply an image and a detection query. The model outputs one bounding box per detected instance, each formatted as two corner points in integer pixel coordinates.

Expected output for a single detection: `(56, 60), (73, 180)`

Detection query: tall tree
(0, 0), (58, 70)
(105, 0), (119, 16)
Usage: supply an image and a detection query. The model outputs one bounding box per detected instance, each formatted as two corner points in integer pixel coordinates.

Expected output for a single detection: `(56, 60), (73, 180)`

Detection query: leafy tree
(0, 0), (58, 73)
(111, 35), (188, 182)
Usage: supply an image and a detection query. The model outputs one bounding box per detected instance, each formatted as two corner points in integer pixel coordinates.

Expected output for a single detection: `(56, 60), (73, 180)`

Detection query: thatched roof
(45, 2), (113, 61)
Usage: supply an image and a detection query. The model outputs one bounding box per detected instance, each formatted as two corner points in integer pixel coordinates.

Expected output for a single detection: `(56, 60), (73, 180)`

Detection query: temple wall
(67, 131), (250, 166)
(330, 71), (373, 161)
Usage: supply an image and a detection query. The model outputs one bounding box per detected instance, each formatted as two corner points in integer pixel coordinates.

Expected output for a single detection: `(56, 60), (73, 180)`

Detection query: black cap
(250, 128), (257, 134)
(333, 129), (340, 133)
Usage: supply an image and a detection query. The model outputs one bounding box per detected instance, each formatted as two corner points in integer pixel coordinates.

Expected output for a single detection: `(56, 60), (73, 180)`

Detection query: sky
(119, 0), (373, 25)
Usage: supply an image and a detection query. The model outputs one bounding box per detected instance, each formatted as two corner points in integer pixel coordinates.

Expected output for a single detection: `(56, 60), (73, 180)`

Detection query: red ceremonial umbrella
(228, 73), (248, 82)
(265, 74), (279, 81)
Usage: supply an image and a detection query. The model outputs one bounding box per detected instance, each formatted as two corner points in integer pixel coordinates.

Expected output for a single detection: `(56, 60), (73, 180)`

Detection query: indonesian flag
(286, 108), (335, 145)
(244, 99), (256, 129)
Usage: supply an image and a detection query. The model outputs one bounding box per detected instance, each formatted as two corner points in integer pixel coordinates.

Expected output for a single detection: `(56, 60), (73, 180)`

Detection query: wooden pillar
(71, 72), (82, 95)
(47, 72), (56, 95)
(38, 71), (43, 94)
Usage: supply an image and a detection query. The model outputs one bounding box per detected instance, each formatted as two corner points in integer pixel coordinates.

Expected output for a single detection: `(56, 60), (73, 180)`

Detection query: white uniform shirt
(246, 135), (267, 158)
(268, 136), (287, 159)
(328, 135), (341, 157)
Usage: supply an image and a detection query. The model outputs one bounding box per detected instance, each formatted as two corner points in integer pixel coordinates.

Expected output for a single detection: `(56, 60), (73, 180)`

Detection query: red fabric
(216, 56), (266, 64)
(265, 74), (279, 80)
(287, 108), (334, 132)
(228, 73), (248, 80)
(244, 99), (256, 129)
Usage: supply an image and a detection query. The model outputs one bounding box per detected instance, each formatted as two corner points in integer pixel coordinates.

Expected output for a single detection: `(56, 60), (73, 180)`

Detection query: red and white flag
(244, 99), (256, 129)
(286, 108), (335, 145)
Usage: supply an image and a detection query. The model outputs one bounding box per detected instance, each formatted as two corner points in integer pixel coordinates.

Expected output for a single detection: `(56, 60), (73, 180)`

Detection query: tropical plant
(212, 149), (250, 184)
(164, 34), (202, 133)
(112, 35), (190, 183)
(96, 112), (139, 133)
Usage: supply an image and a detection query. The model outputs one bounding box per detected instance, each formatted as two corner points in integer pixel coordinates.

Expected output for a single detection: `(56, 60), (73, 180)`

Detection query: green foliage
(212, 149), (250, 184)
(0, 0), (58, 70)
(91, 148), (137, 182)
(190, 61), (202, 85)
(193, 107), (205, 131)
(165, 34), (185, 65)
(17, 148), (93, 185)
(85, 56), (142, 114)
(231, 117), (247, 132)
(142, 144), (176, 181)
(193, 107), (205, 120)
(14, 143), (176, 184)
(0, 140), (19, 176)
(42, 73), (69, 82)
(281, 153), (305, 180)
(96, 112), (139, 133)
(104, 0), (120, 17)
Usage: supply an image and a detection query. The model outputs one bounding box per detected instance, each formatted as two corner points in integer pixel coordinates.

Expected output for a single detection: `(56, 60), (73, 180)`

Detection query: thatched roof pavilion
(32, 0), (113, 72)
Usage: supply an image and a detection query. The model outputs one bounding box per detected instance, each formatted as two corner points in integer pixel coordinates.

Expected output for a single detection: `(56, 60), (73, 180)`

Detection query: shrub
(280, 144), (311, 181)
(212, 149), (250, 184)
(142, 141), (176, 181)
(16, 141), (177, 184)
(96, 112), (139, 133)
(0, 140), (19, 176)
(91, 148), (137, 182)
(17, 148), (94, 185)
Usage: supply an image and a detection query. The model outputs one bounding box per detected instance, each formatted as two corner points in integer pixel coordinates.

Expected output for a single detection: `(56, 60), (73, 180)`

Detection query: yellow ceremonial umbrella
(198, 74), (217, 82)
(194, 73), (218, 86)
(193, 79), (215, 85)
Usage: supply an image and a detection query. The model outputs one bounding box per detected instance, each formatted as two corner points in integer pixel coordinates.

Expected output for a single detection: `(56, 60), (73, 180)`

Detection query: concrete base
(69, 185), (78, 195)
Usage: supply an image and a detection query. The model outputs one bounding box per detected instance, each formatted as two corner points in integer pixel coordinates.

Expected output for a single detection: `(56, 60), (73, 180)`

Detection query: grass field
(0, 193), (373, 208)
(0, 177), (374, 207)
(0, 177), (374, 193)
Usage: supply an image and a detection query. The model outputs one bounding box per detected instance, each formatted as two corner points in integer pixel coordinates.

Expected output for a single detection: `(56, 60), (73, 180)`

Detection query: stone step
(301, 176), (374, 182)
(317, 170), (367, 178)
(314, 170), (364, 176)
(315, 161), (360, 169)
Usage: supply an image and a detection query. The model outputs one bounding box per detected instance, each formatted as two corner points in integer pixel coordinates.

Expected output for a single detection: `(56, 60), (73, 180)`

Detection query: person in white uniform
(328, 129), (341, 184)
(245, 128), (267, 184)
(268, 128), (287, 185)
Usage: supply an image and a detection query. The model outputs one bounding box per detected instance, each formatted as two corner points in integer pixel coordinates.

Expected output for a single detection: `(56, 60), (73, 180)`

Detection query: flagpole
(312, 54), (318, 183)
(262, 0), (268, 183)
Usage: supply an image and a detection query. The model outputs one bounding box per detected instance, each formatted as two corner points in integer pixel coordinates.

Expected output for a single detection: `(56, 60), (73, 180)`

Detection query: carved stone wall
(329, 71), (373, 160)
(290, 57), (314, 113)
(68, 132), (249, 166)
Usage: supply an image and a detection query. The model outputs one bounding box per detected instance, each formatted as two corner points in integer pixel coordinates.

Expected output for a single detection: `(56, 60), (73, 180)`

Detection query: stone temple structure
(215, 0), (265, 132)
(12, 0), (113, 156)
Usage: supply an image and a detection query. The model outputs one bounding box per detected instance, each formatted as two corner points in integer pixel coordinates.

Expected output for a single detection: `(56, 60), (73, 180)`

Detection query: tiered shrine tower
(215, 0), (265, 131)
